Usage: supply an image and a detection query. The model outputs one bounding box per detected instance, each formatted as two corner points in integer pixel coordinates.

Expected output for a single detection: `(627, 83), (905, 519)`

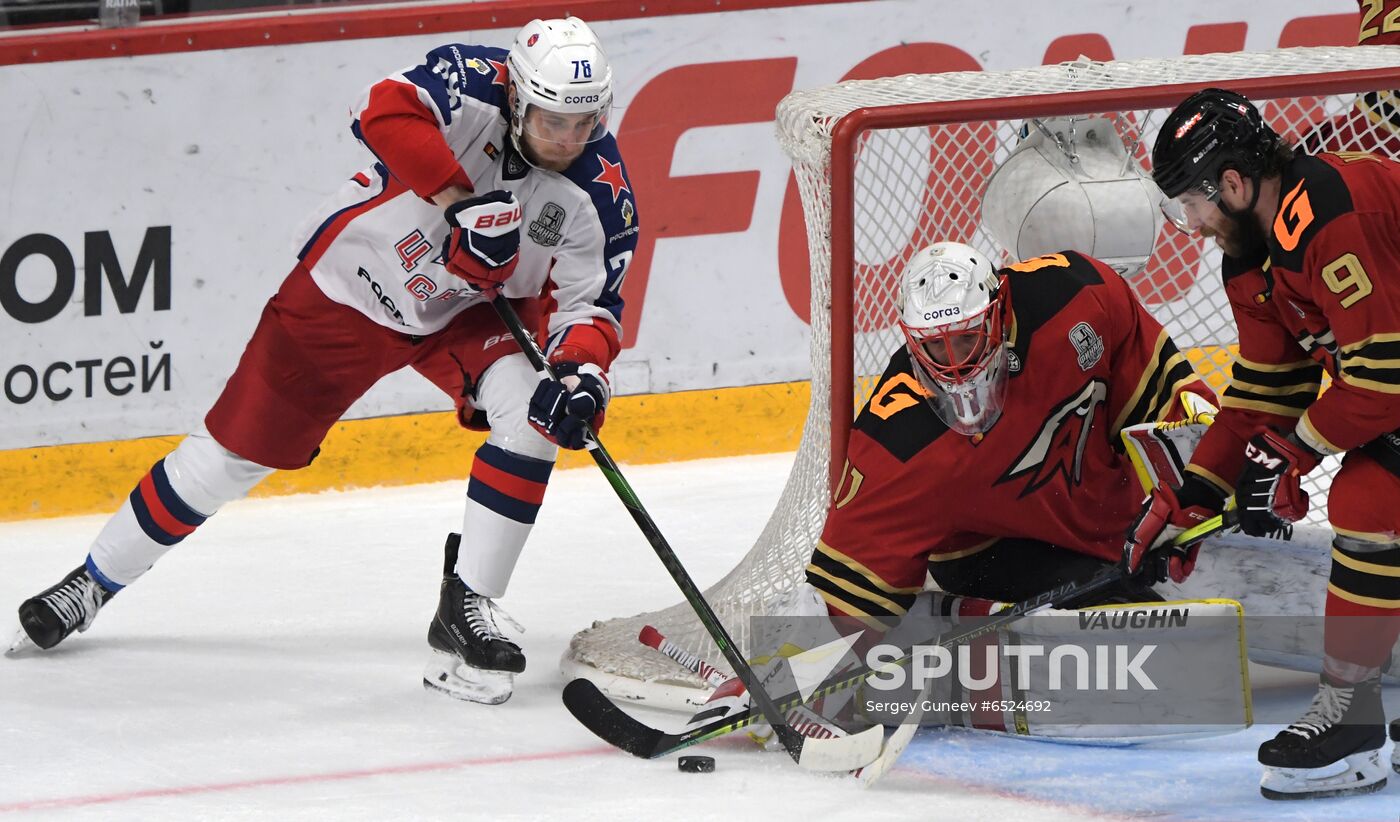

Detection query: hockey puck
(677, 755), (715, 773)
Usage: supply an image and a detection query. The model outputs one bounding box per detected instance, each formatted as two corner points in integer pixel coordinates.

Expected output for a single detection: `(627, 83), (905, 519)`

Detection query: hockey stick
(563, 508), (1241, 766)
(640, 625), (846, 741)
(490, 296), (882, 772)
(639, 625), (728, 688)
(853, 507), (1241, 786)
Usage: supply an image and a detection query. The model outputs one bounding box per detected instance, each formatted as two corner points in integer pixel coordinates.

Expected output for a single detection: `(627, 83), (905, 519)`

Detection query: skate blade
(1261, 749), (1388, 800)
(422, 651), (514, 705)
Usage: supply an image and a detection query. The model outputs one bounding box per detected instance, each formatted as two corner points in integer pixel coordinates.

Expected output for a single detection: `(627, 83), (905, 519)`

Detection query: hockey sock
(1322, 541), (1400, 677)
(458, 443), (554, 597)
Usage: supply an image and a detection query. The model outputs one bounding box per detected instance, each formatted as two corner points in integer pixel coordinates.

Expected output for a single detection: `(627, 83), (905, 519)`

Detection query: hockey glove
(528, 362), (610, 450)
(443, 191), (522, 291)
(1121, 475), (1225, 584)
(1235, 429), (1320, 537)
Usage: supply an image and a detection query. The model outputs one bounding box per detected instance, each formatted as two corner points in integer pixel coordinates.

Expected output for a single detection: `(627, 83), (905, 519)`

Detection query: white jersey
(294, 44), (636, 352)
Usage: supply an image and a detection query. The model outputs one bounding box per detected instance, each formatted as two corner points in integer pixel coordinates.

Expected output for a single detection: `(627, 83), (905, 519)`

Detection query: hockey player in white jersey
(9, 17), (638, 706)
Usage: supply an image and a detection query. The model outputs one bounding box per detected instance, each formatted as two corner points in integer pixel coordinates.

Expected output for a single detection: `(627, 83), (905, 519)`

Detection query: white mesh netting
(562, 46), (1400, 709)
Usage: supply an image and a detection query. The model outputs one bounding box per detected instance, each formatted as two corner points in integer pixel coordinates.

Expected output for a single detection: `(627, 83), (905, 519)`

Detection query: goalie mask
(981, 117), (1165, 277)
(506, 18), (613, 157)
(897, 242), (1010, 436)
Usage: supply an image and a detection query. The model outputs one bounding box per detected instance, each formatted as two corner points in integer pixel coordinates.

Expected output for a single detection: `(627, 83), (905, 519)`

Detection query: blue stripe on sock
(467, 478), (541, 525)
(84, 555), (124, 592)
(128, 485), (184, 547)
(150, 459), (208, 527)
(475, 443), (554, 484)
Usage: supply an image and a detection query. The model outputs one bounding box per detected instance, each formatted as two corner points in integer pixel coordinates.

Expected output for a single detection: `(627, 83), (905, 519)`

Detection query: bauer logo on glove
(444, 190), (523, 292)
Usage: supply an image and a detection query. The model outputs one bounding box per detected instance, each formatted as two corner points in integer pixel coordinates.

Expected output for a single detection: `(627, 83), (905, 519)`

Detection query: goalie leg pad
(422, 649), (515, 705)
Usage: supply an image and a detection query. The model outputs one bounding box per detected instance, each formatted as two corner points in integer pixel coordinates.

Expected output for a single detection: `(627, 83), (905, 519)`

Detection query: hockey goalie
(667, 114), (1396, 762)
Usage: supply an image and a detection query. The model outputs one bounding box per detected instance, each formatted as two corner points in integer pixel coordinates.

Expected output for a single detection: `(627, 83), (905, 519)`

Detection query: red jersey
(1301, 0), (1400, 157)
(1189, 152), (1400, 491)
(808, 251), (1212, 623)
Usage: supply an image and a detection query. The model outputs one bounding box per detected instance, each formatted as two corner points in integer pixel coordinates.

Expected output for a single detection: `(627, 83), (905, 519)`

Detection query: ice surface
(1, 453), (1395, 820)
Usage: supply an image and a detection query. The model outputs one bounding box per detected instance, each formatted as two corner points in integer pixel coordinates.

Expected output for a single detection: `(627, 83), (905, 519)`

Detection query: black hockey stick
(489, 296), (882, 771)
(563, 509), (1240, 764)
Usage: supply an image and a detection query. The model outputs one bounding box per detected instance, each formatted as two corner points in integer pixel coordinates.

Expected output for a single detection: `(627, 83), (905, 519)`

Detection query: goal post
(562, 46), (1400, 711)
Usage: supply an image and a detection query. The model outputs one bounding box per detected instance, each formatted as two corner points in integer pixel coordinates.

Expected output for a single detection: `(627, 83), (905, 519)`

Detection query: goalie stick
(490, 296), (882, 772)
(564, 510), (1239, 768)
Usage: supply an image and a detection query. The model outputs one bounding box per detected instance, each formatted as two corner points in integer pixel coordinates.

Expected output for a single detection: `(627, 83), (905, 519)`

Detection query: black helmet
(1151, 88), (1280, 199)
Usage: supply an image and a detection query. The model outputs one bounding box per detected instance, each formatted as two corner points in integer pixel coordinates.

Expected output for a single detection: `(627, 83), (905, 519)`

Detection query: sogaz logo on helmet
(564, 94), (601, 104)
(922, 306), (961, 321)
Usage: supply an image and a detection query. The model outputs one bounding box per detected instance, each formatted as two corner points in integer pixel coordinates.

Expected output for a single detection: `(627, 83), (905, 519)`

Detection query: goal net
(562, 45), (1400, 710)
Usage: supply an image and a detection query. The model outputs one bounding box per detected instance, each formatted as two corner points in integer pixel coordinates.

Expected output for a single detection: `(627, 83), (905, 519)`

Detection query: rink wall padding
(0, 2), (1356, 455)
(0, 381), (809, 521)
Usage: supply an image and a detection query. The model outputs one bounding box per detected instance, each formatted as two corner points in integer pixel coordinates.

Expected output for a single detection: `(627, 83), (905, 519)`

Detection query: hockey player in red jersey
(1135, 87), (1400, 798)
(806, 242), (1213, 626)
(8, 18), (638, 706)
(1302, 0), (1400, 157)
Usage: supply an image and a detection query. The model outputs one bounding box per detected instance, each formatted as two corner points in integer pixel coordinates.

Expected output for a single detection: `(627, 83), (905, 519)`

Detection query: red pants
(205, 264), (538, 470)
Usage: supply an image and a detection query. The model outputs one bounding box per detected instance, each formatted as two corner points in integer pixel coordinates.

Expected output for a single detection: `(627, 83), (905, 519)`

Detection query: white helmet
(896, 242), (1010, 436)
(506, 18), (613, 149)
(981, 117), (1165, 277)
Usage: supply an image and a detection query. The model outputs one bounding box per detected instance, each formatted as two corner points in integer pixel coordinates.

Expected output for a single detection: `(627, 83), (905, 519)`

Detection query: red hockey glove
(1121, 475), (1224, 584)
(443, 190), (522, 291)
(1235, 429), (1320, 537)
(528, 362), (610, 450)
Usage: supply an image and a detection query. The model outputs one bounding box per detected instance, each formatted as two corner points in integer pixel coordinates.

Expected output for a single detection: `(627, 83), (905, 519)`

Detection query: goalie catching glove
(1121, 474), (1225, 583)
(443, 191), (522, 291)
(529, 362), (610, 450)
(1235, 429), (1320, 537)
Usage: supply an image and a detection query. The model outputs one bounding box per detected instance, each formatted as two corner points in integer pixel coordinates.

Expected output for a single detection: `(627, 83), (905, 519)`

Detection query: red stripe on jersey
(550, 319), (620, 370)
(360, 79), (473, 199)
(137, 473), (199, 538)
(470, 457), (548, 506)
(300, 175), (408, 270)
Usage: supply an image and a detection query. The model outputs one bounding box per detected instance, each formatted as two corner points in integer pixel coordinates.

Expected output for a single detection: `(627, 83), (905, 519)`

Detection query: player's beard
(1210, 212), (1270, 260)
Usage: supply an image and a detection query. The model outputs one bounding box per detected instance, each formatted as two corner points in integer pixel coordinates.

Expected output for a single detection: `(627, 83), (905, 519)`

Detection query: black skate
(422, 534), (525, 705)
(8, 564), (116, 655)
(1258, 675), (1387, 799)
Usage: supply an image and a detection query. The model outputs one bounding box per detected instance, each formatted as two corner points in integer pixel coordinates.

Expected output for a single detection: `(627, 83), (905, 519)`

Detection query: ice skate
(1390, 718), (1399, 775)
(1258, 675), (1387, 799)
(422, 534), (525, 705)
(7, 564), (116, 656)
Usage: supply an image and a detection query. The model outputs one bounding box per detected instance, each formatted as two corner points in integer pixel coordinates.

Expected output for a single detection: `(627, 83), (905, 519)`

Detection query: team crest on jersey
(529, 202), (566, 246)
(465, 58), (492, 76)
(592, 156), (630, 202)
(995, 380), (1107, 498)
(505, 144), (529, 179)
(1069, 322), (1104, 371)
(1007, 349), (1022, 373)
(621, 199), (635, 227)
